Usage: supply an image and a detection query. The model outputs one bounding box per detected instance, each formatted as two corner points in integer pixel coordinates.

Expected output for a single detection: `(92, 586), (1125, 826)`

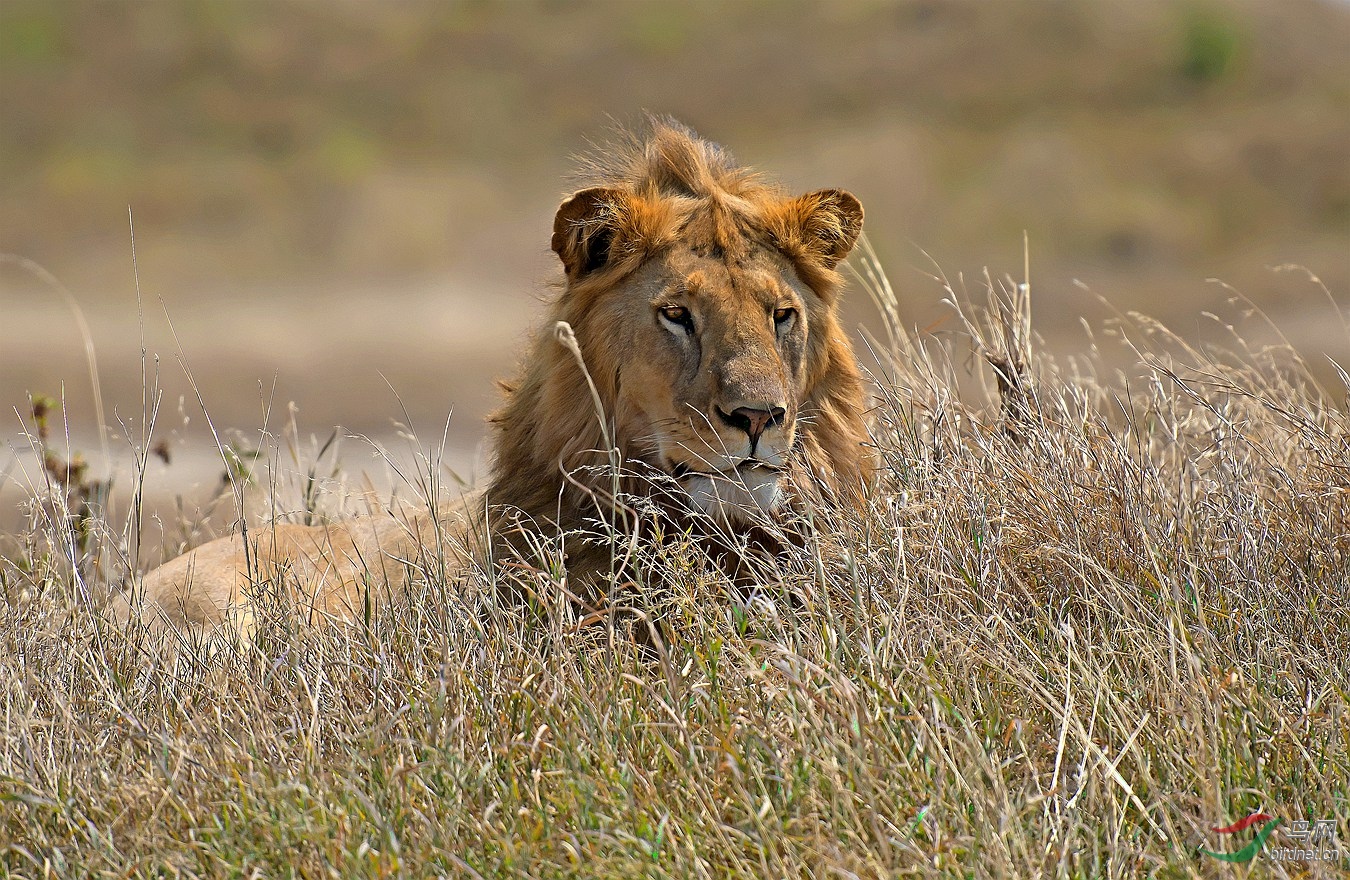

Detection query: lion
(115, 119), (872, 639)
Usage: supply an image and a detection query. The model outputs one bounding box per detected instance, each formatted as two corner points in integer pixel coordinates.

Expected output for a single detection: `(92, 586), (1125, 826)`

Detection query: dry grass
(1, 251), (1347, 878)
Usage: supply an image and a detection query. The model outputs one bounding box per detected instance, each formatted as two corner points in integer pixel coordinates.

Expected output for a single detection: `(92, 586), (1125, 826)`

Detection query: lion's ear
(552, 187), (628, 280)
(776, 189), (864, 271)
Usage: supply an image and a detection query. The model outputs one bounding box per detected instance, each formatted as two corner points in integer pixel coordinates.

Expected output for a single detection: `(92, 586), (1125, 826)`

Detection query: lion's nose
(716, 405), (786, 444)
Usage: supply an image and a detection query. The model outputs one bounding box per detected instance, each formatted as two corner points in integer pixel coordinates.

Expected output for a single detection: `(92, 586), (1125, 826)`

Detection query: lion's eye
(659, 305), (695, 333)
(773, 307), (796, 327)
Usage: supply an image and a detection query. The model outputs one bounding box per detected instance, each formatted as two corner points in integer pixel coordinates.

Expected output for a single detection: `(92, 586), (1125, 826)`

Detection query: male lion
(117, 120), (871, 639)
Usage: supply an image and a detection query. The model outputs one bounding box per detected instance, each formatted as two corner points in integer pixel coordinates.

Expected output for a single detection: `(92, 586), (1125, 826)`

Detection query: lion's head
(489, 119), (871, 534)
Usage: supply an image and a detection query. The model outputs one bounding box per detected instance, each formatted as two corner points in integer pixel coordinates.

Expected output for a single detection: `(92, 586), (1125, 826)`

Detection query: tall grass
(0, 251), (1346, 878)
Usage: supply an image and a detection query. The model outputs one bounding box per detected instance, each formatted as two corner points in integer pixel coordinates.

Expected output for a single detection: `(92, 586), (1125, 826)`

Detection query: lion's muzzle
(673, 461), (786, 523)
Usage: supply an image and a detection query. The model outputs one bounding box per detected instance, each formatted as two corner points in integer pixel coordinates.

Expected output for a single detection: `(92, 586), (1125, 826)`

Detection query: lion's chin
(680, 467), (784, 524)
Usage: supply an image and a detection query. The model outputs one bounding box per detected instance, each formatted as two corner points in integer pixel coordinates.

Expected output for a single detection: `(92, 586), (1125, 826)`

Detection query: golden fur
(117, 119), (871, 638)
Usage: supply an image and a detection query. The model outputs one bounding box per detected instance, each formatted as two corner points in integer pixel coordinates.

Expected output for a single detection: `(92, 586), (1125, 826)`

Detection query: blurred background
(2, 0), (1348, 534)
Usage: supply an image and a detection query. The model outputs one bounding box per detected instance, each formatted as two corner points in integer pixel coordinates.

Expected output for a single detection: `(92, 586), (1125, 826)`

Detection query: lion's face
(551, 180), (864, 522)
(604, 246), (812, 517)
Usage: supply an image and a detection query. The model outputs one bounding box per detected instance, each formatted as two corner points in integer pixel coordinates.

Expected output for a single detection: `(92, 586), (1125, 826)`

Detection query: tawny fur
(121, 119), (872, 639)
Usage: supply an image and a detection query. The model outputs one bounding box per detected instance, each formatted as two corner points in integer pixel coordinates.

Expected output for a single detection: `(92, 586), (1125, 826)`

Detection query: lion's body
(123, 120), (872, 638)
(116, 495), (481, 638)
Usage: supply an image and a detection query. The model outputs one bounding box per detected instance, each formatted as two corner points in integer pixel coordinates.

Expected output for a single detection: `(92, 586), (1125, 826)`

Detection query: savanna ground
(2, 1), (1349, 876)
(0, 250), (1346, 877)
